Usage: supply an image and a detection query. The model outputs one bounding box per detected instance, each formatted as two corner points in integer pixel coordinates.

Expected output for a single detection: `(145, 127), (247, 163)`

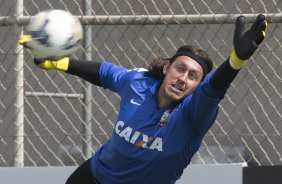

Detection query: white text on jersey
(115, 121), (163, 152)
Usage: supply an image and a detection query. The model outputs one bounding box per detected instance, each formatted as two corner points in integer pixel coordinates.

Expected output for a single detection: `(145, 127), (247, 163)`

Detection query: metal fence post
(14, 0), (24, 167)
(83, 0), (93, 159)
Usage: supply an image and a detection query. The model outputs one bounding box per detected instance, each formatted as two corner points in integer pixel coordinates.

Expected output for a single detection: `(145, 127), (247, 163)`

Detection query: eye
(189, 71), (199, 80)
(176, 65), (185, 72)
(176, 64), (187, 73)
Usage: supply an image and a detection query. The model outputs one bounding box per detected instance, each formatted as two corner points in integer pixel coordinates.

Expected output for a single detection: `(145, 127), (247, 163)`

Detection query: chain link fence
(0, 0), (281, 167)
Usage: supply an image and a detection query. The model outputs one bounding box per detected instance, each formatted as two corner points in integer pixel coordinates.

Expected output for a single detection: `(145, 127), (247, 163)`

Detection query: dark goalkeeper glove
(230, 14), (267, 69)
(19, 35), (69, 72)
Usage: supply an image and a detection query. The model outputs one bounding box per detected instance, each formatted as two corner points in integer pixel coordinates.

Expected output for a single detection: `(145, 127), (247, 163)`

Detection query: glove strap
(230, 48), (247, 70)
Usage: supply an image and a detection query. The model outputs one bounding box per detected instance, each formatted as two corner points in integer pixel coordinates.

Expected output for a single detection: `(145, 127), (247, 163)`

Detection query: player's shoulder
(124, 67), (149, 79)
(100, 62), (155, 83)
(126, 68), (148, 75)
(101, 62), (148, 74)
(125, 68), (159, 88)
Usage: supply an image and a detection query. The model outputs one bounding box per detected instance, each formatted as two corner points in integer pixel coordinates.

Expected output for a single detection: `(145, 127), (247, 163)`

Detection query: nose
(178, 72), (188, 82)
(177, 73), (187, 85)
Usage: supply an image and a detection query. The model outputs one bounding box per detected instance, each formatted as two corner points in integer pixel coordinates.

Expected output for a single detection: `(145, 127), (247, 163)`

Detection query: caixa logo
(115, 121), (163, 152)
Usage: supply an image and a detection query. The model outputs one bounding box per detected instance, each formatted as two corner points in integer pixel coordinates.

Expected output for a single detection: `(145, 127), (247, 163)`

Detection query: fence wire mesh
(0, 0), (281, 167)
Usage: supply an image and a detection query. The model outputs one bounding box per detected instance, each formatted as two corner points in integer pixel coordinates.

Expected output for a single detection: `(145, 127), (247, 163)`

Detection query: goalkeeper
(20, 14), (267, 184)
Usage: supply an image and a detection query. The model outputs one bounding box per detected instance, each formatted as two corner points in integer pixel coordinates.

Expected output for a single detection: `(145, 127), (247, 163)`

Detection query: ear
(163, 62), (170, 75)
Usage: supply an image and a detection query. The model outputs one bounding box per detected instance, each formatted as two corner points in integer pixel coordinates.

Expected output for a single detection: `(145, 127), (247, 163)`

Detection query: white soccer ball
(26, 9), (83, 60)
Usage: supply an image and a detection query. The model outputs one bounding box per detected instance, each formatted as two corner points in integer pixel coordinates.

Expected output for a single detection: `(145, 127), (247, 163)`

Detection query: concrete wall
(177, 163), (246, 184)
(0, 163), (246, 184)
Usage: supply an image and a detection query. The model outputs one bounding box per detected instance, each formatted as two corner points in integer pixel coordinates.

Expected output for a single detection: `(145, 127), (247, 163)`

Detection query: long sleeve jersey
(88, 62), (227, 184)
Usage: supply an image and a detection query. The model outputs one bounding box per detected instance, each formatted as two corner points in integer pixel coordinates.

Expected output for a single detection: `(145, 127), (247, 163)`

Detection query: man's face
(158, 56), (204, 106)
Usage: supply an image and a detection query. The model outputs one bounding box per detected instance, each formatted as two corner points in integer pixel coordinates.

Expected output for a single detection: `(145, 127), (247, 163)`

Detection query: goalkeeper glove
(19, 35), (69, 72)
(230, 14), (267, 69)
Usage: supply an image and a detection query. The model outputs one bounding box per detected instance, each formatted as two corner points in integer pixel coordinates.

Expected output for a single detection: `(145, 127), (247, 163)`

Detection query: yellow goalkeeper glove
(19, 35), (69, 72)
(33, 57), (69, 72)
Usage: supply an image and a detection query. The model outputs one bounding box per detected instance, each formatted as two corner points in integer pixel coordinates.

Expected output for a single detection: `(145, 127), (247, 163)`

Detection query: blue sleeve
(99, 62), (128, 94)
(181, 70), (227, 137)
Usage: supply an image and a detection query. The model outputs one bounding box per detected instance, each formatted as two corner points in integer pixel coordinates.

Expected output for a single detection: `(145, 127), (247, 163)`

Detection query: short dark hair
(147, 45), (213, 81)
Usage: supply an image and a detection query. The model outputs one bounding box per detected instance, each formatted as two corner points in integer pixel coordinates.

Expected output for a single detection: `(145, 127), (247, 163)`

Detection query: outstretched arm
(33, 57), (103, 86)
(67, 59), (102, 86)
(19, 33), (102, 86)
(210, 14), (267, 90)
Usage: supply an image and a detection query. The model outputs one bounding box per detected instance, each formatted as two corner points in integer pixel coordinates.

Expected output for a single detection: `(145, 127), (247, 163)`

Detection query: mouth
(170, 84), (184, 94)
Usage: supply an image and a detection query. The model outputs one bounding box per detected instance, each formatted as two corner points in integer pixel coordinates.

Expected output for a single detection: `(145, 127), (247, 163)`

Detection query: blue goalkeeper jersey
(90, 62), (227, 184)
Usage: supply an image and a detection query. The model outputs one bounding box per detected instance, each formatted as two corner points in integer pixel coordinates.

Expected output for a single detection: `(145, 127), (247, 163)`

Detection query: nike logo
(130, 99), (141, 106)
